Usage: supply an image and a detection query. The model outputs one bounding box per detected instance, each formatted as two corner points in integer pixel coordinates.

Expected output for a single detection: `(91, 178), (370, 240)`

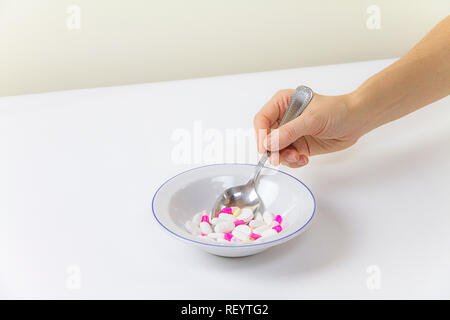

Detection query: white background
(1, 59), (449, 299)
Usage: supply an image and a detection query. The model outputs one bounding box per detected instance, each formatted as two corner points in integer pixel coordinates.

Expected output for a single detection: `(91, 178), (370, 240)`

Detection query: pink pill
(224, 233), (233, 241)
(272, 225), (283, 233)
(220, 207), (233, 214)
(250, 233), (261, 240)
(234, 220), (245, 227)
(201, 215), (209, 223)
(274, 215), (282, 224)
(201, 233), (207, 236)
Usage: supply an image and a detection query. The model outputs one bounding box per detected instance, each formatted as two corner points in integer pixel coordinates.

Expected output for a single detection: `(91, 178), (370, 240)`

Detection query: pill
(250, 233), (262, 240)
(272, 225), (283, 233)
(234, 224), (251, 235)
(218, 214), (237, 222)
(214, 221), (235, 233)
(239, 208), (254, 222)
(254, 211), (263, 222)
(224, 233), (233, 241)
(232, 229), (250, 241)
(234, 220), (245, 227)
(269, 221), (278, 228)
(217, 212), (235, 219)
(186, 207), (285, 243)
(185, 221), (201, 235)
(199, 221), (212, 234)
(260, 228), (277, 238)
(263, 211), (274, 225)
(231, 236), (241, 243)
(249, 220), (264, 229)
(253, 225), (270, 234)
(192, 212), (203, 225)
(207, 232), (224, 240)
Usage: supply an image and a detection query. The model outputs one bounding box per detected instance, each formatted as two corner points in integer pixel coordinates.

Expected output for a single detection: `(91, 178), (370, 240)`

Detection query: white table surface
(1, 58), (449, 299)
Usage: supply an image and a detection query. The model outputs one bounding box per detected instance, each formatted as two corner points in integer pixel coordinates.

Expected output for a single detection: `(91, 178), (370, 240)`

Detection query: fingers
(254, 114), (270, 154)
(284, 155), (309, 168)
(254, 89), (294, 153)
(278, 147), (309, 168)
(267, 146), (309, 168)
(264, 112), (318, 152)
(291, 136), (311, 157)
(254, 89), (320, 169)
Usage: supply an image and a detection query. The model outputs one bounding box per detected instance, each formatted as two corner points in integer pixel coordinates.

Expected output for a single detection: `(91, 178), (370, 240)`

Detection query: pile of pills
(184, 207), (287, 243)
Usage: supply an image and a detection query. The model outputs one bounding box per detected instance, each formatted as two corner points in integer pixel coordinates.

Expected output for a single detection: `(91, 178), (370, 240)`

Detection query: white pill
(231, 236), (241, 243)
(260, 228), (277, 238)
(214, 221), (235, 233)
(207, 232), (224, 240)
(249, 220), (264, 229)
(232, 229), (250, 241)
(253, 225), (270, 235)
(263, 211), (274, 225)
(216, 238), (229, 244)
(199, 221), (212, 234)
(232, 207), (241, 217)
(239, 208), (254, 222)
(185, 221), (201, 235)
(218, 214), (237, 222)
(192, 212), (203, 225)
(234, 224), (251, 235)
(269, 221), (278, 228)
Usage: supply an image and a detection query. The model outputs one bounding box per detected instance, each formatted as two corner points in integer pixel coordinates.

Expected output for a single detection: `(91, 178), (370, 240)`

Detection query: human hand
(254, 89), (364, 168)
(254, 17), (450, 169)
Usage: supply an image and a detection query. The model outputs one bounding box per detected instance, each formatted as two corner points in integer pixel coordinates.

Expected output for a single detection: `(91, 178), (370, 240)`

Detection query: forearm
(349, 16), (450, 136)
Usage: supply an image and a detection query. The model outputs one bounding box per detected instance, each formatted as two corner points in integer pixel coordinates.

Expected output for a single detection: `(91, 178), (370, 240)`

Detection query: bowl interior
(153, 164), (315, 245)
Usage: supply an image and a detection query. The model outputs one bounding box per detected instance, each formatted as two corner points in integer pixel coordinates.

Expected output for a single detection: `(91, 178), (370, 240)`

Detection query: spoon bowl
(211, 178), (265, 216)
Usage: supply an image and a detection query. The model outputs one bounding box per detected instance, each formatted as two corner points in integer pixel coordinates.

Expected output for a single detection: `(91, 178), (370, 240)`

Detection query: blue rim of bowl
(152, 163), (316, 248)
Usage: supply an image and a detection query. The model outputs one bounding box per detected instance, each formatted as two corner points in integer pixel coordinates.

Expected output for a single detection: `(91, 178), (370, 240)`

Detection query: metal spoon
(211, 85), (314, 218)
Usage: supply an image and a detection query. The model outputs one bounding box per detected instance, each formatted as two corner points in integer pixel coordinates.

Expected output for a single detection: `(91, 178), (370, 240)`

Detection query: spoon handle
(253, 85), (314, 182)
(278, 85), (314, 127)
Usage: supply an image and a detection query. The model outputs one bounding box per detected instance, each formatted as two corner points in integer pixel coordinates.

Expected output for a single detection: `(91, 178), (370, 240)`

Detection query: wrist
(342, 89), (375, 139)
(346, 79), (392, 136)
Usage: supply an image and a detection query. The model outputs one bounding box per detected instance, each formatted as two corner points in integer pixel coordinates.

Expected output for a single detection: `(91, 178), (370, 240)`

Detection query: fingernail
(298, 156), (308, 165)
(286, 153), (298, 163)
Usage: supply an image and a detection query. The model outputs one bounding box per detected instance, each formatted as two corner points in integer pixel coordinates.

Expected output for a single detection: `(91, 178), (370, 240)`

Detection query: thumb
(264, 115), (317, 151)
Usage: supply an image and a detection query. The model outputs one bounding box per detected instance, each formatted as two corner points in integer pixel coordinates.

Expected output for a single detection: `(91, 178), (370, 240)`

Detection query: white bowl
(152, 164), (315, 257)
